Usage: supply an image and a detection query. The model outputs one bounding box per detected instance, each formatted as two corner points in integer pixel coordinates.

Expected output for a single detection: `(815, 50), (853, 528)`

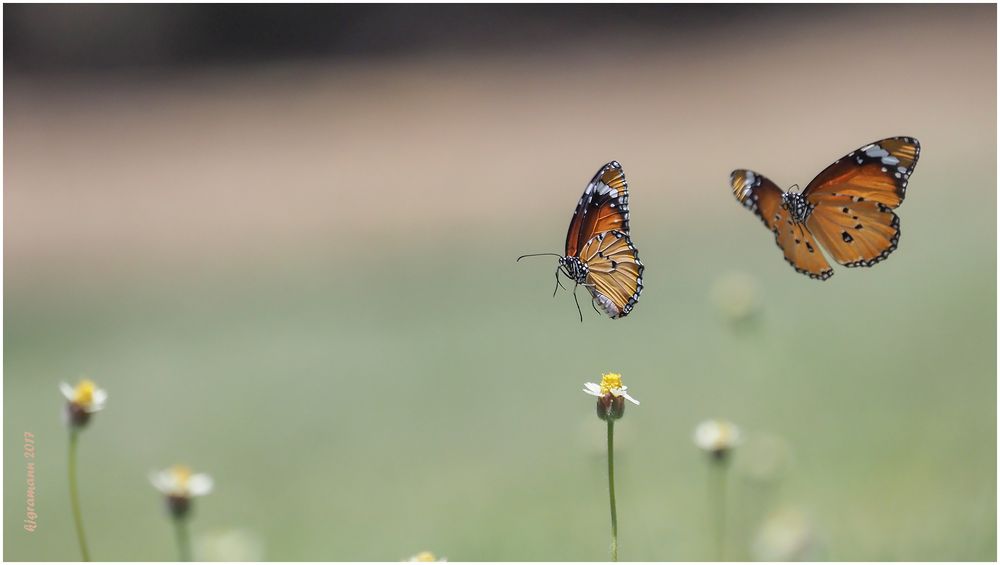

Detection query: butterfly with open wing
(518, 161), (644, 321)
(731, 136), (920, 280)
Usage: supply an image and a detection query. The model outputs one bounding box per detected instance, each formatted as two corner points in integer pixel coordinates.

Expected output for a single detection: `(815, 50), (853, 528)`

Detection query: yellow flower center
(412, 552), (437, 562)
(599, 373), (624, 395)
(73, 379), (97, 406)
(170, 465), (193, 489)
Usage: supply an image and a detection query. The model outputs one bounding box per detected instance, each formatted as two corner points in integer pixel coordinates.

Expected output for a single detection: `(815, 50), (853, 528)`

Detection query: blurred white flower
(710, 271), (761, 326)
(60, 379), (108, 412)
(751, 507), (818, 561)
(407, 551), (446, 562)
(694, 419), (741, 457)
(60, 378), (108, 428)
(150, 465), (214, 498)
(195, 529), (265, 561)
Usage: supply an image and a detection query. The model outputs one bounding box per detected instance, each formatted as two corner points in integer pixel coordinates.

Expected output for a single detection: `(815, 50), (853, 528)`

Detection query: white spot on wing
(865, 145), (889, 158)
(864, 144), (901, 166)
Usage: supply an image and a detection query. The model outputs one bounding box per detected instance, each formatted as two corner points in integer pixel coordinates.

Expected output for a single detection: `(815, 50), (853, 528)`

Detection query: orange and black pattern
(731, 137), (920, 279)
(578, 230), (643, 318)
(552, 161), (644, 319)
(805, 137), (920, 208)
(565, 161), (631, 258)
(731, 169), (833, 280)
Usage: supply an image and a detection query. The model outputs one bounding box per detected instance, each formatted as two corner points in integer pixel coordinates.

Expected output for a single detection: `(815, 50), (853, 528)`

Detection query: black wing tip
(731, 169), (766, 190)
(588, 160), (626, 186)
(873, 136), (920, 152)
(595, 160), (623, 175)
(781, 254), (834, 281)
(795, 262), (834, 281)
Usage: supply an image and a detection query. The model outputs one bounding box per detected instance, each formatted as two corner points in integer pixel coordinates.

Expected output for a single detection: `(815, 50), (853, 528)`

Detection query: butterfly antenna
(516, 252), (563, 262)
(789, 183), (801, 193)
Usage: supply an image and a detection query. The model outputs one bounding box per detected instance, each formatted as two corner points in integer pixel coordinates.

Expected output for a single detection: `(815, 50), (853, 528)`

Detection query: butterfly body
(781, 192), (813, 223)
(521, 161), (644, 320)
(559, 256), (589, 285)
(731, 136), (920, 280)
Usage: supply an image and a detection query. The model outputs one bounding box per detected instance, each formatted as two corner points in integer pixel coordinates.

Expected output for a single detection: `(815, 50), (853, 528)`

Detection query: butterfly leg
(552, 268), (567, 297)
(572, 283), (584, 323)
(576, 281), (600, 316)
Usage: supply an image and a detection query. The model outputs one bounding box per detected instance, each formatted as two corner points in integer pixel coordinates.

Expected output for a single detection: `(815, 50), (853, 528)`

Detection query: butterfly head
(559, 256), (589, 285)
(780, 191), (812, 223)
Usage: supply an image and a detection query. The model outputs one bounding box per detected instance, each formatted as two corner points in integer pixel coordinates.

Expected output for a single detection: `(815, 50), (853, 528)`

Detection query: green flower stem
(607, 419), (618, 562)
(174, 516), (192, 562)
(68, 430), (91, 561)
(712, 458), (729, 561)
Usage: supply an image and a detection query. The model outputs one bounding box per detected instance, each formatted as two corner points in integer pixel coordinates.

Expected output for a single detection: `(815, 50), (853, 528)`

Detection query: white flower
(710, 271), (761, 324)
(407, 551), (446, 562)
(751, 508), (817, 561)
(196, 529), (265, 561)
(694, 419), (741, 453)
(582, 373), (640, 405)
(150, 465), (214, 498)
(59, 379), (108, 413)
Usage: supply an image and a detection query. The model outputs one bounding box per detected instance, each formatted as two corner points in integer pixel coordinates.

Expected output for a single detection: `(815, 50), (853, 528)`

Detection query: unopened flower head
(751, 508), (817, 561)
(694, 419), (741, 460)
(584, 372), (639, 420)
(407, 551), (446, 562)
(60, 379), (107, 428)
(150, 465), (213, 519)
(711, 271), (761, 328)
(196, 529), (265, 561)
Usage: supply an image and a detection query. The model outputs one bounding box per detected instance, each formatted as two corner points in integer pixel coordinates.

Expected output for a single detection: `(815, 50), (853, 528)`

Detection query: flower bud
(596, 394), (626, 420)
(65, 402), (92, 429)
(585, 373), (639, 420)
(166, 494), (191, 519)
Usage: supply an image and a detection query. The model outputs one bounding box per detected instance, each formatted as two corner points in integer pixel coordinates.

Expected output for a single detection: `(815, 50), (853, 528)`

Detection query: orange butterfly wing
(731, 169), (834, 280)
(565, 161), (631, 258)
(804, 137), (919, 207)
(579, 231), (643, 318)
(773, 206), (834, 280)
(806, 198), (900, 268)
(731, 169), (784, 231)
(803, 137), (919, 267)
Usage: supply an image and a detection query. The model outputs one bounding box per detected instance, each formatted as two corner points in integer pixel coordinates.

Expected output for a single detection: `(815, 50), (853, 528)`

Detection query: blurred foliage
(4, 212), (995, 559)
(3, 4), (996, 562)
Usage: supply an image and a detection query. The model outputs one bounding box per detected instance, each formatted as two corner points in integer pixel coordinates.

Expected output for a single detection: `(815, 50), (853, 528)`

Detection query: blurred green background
(4, 4), (996, 561)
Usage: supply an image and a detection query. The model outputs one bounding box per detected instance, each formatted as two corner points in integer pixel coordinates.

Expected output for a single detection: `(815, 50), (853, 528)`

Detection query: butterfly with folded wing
(519, 161), (644, 321)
